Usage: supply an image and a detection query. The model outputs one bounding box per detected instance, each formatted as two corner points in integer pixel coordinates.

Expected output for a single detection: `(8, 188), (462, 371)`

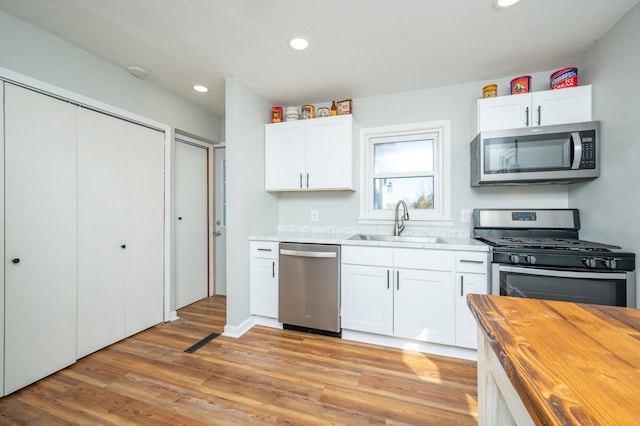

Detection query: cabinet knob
(11, 258), (20, 264)
(121, 244), (126, 249)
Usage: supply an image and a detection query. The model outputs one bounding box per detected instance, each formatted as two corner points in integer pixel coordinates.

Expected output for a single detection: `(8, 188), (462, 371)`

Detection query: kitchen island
(467, 294), (640, 425)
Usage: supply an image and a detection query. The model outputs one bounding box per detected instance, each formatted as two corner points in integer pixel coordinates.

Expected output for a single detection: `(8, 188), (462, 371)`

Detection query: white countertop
(249, 232), (490, 252)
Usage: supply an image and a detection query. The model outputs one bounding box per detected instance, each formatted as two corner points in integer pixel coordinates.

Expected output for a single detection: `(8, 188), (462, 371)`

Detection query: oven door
(491, 264), (635, 307)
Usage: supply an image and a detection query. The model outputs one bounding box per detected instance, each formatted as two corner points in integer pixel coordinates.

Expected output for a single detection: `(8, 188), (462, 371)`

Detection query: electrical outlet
(310, 209), (319, 222)
(461, 209), (471, 223)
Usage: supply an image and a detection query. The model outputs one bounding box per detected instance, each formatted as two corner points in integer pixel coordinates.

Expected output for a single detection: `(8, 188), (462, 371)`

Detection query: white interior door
(77, 108), (127, 358)
(124, 123), (165, 335)
(4, 83), (78, 394)
(215, 147), (227, 295)
(175, 140), (209, 309)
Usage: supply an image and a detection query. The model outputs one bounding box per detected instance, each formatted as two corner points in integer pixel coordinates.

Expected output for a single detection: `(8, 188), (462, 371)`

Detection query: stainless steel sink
(348, 234), (446, 244)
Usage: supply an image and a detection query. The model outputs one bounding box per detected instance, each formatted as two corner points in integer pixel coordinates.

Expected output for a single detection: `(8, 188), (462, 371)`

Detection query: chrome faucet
(394, 200), (410, 236)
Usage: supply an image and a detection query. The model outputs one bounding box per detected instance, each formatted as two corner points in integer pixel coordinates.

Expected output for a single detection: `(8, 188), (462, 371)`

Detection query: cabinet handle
(299, 173), (303, 189)
(257, 248), (272, 252)
(525, 106), (529, 127)
(537, 105), (541, 126)
(121, 244), (126, 249)
(272, 261), (275, 278)
(11, 258), (20, 264)
(396, 270), (400, 290)
(461, 275), (464, 296)
(460, 259), (484, 264)
(306, 173), (309, 188)
(387, 269), (390, 289)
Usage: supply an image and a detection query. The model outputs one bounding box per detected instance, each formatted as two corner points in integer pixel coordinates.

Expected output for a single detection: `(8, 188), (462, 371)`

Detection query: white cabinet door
(455, 272), (487, 349)
(77, 108), (127, 358)
(265, 121), (305, 190)
(124, 123), (164, 336)
(477, 94), (531, 131)
(305, 115), (352, 190)
(250, 258), (278, 318)
(341, 264), (393, 335)
(394, 269), (455, 345)
(532, 85), (592, 127)
(4, 83), (78, 394)
(477, 85), (592, 132)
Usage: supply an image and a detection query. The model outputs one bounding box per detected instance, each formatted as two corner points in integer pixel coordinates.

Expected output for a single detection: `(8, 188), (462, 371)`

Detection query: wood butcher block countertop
(467, 294), (640, 425)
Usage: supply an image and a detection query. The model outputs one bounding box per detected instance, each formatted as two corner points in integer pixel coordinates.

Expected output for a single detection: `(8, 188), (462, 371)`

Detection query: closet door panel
(77, 108), (127, 358)
(4, 84), (78, 394)
(124, 123), (165, 336)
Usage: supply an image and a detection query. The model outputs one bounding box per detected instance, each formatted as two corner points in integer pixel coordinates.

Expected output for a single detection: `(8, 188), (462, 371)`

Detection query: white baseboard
(168, 310), (179, 322)
(222, 316), (255, 338)
(253, 316), (283, 329)
(341, 329), (477, 361)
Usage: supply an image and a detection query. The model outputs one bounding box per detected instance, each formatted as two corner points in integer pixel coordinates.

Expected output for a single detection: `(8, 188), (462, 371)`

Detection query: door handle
(11, 258), (20, 264)
(178, 217), (182, 221)
(215, 231), (222, 237)
(121, 244), (126, 249)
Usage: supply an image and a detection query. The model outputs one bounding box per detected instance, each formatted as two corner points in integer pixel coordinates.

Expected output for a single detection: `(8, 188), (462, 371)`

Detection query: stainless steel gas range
(473, 209), (636, 307)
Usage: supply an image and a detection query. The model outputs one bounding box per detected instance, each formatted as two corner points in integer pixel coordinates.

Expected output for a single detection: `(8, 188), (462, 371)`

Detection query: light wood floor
(0, 297), (478, 425)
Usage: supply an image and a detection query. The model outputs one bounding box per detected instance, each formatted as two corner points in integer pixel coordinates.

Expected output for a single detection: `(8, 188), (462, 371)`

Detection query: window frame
(358, 120), (452, 224)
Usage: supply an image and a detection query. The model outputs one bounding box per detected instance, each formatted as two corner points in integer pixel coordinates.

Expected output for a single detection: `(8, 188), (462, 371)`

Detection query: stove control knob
(583, 257), (597, 268)
(602, 258), (617, 269)
(509, 254), (520, 264)
(525, 255), (537, 265)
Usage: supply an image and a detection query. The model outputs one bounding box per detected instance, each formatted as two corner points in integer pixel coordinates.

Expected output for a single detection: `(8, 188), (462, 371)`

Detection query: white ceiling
(1, 0), (638, 117)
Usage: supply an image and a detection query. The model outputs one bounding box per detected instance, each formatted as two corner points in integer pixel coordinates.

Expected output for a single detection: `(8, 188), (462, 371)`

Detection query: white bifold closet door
(77, 108), (164, 358)
(4, 83), (78, 395)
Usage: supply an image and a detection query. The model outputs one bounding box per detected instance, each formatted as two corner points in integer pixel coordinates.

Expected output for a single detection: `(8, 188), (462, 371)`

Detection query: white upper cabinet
(477, 85), (592, 132)
(265, 115), (353, 191)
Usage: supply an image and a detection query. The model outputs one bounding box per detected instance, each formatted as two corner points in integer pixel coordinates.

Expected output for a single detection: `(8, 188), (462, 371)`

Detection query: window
(359, 120), (451, 223)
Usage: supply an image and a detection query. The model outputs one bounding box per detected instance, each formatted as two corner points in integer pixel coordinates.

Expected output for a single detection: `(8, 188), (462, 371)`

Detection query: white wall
(224, 77), (279, 329)
(277, 71), (570, 230)
(0, 10), (221, 141)
(570, 4), (640, 258)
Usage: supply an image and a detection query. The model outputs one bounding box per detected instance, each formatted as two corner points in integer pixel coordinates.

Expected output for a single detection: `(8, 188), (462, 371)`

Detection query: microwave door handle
(571, 131), (582, 169)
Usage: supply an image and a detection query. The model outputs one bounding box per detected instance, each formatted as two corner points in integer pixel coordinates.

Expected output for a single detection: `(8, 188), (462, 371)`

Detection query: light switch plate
(310, 209), (319, 222)
(461, 209), (471, 223)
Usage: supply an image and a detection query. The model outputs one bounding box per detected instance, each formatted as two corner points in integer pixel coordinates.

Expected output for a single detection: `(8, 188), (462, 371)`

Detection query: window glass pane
(374, 139), (434, 174)
(373, 176), (434, 210)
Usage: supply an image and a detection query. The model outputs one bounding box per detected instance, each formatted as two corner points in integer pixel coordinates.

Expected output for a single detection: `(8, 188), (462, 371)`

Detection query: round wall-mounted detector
(127, 65), (148, 79)
(493, 0), (522, 9)
(288, 37), (309, 51)
(193, 85), (209, 93)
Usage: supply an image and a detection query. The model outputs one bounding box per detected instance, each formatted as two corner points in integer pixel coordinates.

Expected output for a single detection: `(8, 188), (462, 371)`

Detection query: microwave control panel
(579, 131), (596, 169)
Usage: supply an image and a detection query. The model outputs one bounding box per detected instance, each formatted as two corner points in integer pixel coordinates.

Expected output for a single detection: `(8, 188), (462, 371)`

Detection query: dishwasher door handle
(280, 249), (337, 258)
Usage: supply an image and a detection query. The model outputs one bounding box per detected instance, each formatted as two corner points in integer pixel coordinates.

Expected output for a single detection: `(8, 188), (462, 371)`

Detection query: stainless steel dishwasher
(278, 242), (341, 336)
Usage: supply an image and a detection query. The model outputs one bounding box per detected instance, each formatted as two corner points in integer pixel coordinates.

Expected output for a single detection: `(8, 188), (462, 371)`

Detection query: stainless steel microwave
(470, 121), (599, 186)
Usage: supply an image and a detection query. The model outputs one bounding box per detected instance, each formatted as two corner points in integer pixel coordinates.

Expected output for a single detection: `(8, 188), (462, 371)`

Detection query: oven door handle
(498, 265), (627, 280)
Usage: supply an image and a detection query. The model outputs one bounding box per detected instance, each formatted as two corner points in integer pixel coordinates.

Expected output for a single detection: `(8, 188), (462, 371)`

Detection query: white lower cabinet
(250, 241), (279, 318)
(341, 264), (393, 335)
(341, 246), (456, 345)
(341, 246), (488, 350)
(394, 268), (455, 345)
(455, 251), (489, 349)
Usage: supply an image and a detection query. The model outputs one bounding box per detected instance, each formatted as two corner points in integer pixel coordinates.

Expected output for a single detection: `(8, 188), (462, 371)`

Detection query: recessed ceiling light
(127, 65), (148, 79)
(288, 37), (309, 51)
(493, 0), (522, 9)
(193, 85), (209, 93)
